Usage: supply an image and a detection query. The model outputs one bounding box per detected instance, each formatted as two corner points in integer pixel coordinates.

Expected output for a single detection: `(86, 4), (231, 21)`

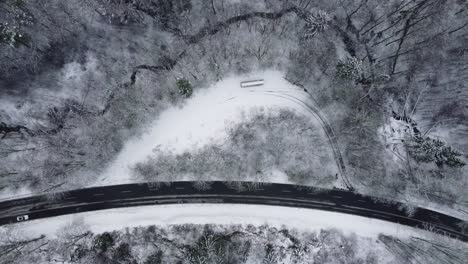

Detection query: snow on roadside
(10, 204), (434, 241)
(94, 70), (327, 186)
(0, 186), (35, 202)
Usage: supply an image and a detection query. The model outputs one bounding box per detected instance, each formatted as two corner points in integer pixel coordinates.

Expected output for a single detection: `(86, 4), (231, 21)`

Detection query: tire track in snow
(248, 89), (353, 190)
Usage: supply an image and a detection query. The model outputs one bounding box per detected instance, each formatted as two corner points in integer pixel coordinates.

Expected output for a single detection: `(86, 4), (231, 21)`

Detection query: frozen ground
(10, 203), (437, 241)
(94, 70), (335, 186)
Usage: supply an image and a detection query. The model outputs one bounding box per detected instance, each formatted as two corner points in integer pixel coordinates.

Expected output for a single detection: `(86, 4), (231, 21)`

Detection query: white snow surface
(0, 186), (35, 202)
(11, 204), (433, 241)
(94, 70), (323, 186)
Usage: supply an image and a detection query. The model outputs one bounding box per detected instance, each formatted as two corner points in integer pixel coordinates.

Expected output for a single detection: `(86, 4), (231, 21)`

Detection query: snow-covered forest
(2, 222), (467, 264)
(1, 0), (468, 262)
(2, 0), (467, 213)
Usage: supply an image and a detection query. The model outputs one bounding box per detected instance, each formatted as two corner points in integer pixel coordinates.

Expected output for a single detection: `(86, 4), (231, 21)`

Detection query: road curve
(0, 181), (467, 242)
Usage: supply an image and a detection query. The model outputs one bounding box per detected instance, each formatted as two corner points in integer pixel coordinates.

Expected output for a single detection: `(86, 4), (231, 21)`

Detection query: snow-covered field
(10, 203), (434, 241)
(94, 70), (334, 186)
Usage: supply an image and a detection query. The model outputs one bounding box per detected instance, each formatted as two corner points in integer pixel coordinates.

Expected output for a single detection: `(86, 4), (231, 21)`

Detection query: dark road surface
(0, 181), (467, 242)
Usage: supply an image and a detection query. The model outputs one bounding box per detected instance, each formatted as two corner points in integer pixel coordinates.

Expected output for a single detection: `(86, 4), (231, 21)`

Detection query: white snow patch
(94, 70), (321, 186)
(0, 186), (34, 202)
(378, 117), (411, 162)
(12, 204), (431, 241)
(267, 169), (290, 184)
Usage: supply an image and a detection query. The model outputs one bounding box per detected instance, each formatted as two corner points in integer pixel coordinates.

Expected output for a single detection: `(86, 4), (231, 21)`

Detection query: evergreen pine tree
(409, 137), (465, 168)
(336, 57), (363, 80)
(176, 79), (193, 98)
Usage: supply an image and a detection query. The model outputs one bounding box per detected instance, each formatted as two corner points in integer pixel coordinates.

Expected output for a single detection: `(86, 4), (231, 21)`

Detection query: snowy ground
(0, 186), (35, 202)
(94, 70), (336, 186)
(10, 203), (437, 241)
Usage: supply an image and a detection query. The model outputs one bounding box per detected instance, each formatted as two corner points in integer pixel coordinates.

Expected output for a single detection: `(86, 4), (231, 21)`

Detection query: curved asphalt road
(0, 181), (467, 242)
